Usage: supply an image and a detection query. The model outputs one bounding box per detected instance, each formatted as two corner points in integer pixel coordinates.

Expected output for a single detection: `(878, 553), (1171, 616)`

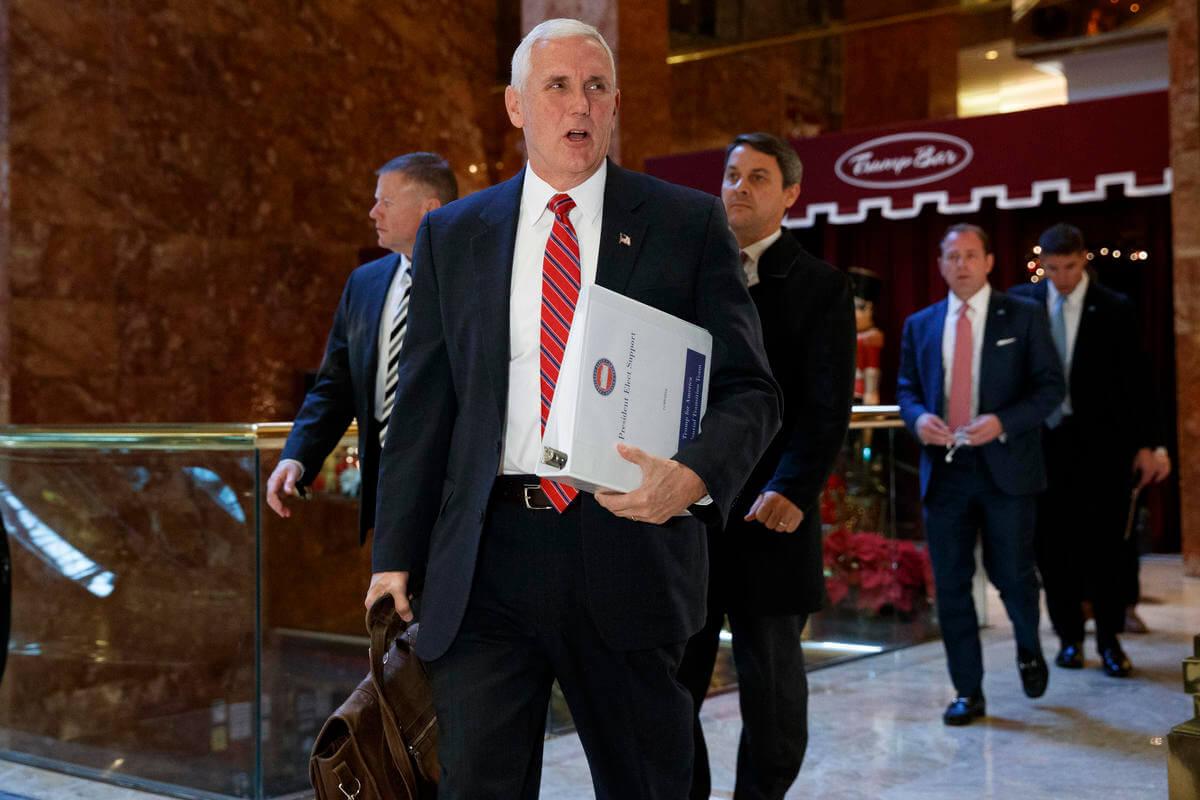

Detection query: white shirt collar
(740, 229), (783, 265)
(1047, 271), (1089, 307)
(521, 160), (607, 230)
(947, 282), (991, 319)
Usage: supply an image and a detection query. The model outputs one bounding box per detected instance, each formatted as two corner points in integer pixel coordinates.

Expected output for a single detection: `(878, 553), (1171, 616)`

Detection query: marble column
(518, 0), (671, 173)
(842, 2), (958, 129)
(1170, 0), (1200, 577)
(0, 1), (10, 426)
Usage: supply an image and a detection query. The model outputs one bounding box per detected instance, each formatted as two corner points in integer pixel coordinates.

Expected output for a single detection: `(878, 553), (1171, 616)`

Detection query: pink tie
(948, 304), (972, 430)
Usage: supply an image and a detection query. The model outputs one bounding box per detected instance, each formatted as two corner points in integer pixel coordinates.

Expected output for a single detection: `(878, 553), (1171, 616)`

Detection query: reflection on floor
(541, 556), (1195, 799)
(0, 557), (1193, 799)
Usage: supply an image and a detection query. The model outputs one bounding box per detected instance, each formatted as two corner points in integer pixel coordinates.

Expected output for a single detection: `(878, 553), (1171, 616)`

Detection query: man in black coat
(265, 153), (457, 538)
(678, 132), (856, 800)
(1010, 223), (1171, 677)
(365, 21), (780, 799)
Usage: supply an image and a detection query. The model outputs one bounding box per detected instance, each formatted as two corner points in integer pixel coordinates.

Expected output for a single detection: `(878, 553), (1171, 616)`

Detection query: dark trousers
(425, 490), (693, 800)
(1035, 419), (1129, 651)
(678, 595), (808, 800)
(924, 449), (1042, 696)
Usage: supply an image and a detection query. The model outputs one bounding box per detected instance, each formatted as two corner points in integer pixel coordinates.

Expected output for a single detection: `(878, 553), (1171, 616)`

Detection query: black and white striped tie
(378, 280), (412, 445)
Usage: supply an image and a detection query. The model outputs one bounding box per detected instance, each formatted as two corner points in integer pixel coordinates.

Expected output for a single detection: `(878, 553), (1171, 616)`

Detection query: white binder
(536, 284), (712, 494)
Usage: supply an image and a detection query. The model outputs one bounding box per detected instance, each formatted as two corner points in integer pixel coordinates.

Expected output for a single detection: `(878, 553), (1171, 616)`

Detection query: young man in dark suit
(677, 132), (855, 800)
(365, 20), (780, 799)
(897, 223), (1065, 725)
(266, 152), (457, 540)
(1011, 223), (1171, 677)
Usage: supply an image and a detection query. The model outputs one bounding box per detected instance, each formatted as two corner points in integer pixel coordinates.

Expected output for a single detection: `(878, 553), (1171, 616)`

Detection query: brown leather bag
(309, 597), (439, 799)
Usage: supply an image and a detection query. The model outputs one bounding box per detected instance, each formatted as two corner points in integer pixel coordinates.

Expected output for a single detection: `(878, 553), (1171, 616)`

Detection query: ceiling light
(985, 50), (999, 61)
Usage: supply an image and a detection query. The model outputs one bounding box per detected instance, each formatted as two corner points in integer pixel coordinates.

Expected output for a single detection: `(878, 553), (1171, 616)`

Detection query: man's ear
(782, 181), (801, 209)
(424, 197), (443, 215)
(505, 85), (523, 128)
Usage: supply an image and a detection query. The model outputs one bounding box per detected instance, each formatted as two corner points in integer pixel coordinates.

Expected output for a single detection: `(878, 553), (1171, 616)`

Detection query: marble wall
(2, 0), (501, 424)
(1169, 0), (1200, 575)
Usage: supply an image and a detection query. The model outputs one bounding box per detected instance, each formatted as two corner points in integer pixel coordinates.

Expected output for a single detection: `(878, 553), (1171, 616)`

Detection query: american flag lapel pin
(619, 232), (631, 246)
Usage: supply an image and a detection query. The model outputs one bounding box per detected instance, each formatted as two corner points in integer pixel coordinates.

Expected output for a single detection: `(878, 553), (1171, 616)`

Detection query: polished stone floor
(1, 557), (1195, 799)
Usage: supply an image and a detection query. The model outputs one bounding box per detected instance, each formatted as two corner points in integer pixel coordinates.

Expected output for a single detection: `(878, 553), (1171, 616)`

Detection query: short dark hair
(376, 152), (458, 205)
(941, 223), (992, 255)
(1038, 223), (1086, 255)
(725, 132), (803, 188)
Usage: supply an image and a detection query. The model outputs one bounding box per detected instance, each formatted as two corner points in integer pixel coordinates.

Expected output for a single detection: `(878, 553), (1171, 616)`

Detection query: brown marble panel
(843, 15), (958, 130)
(5, 0), (499, 425)
(1169, 0), (1200, 575)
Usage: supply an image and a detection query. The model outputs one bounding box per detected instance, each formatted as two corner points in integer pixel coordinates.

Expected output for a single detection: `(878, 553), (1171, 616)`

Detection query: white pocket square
(996, 337), (1017, 347)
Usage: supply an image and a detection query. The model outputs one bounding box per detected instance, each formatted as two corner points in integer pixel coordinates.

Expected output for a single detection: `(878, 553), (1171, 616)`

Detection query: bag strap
(366, 596), (420, 795)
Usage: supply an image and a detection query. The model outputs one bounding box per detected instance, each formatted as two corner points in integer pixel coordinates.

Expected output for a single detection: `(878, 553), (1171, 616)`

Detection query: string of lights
(1024, 243), (1151, 283)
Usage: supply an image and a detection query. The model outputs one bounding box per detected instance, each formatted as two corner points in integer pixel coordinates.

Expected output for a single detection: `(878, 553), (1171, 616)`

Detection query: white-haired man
(365, 18), (780, 799)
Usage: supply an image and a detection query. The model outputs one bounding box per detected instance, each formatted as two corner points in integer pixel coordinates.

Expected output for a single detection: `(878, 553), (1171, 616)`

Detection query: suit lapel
(471, 171), (524, 425)
(1070, 281), (1100, 390)
(596, 161), (648, 294)
(979, 291), (1010, 412)
(362, 253), (404, 417)
(925, 300), (948, 417)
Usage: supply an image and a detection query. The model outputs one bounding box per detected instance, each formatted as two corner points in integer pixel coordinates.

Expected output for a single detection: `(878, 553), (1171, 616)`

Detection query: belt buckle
(523, 484), (551, 511)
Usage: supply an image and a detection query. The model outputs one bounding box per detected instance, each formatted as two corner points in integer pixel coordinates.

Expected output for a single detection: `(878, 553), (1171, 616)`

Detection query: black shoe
(1055, 642), (1084, 669)
(1100, 645), (1132, 677)
(1018, 652), (1049, 698)
(943, 693), (986, 726)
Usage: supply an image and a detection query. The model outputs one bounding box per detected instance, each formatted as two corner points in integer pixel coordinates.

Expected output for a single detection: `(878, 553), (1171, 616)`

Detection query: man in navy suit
(1011, 223), (1171, 677)
(365, 18), (780, 799)
(266, 152), (458, 539)
(897, 223), (1064, 725)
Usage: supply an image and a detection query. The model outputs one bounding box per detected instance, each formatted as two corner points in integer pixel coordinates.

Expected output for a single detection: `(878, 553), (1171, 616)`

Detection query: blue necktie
(1046, 293), (1068, 428)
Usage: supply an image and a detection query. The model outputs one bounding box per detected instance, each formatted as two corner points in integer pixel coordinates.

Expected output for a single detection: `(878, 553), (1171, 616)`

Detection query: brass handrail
(0, 406), (902, 449)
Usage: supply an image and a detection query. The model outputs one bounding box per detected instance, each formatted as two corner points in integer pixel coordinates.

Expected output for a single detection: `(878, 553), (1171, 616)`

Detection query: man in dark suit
(1011, 223), (1171, 677)
(265, 152), (457, 537)
(364, 19), (780, 800)
(897, 223), (1064, 725)
(677, 132), (855, 800)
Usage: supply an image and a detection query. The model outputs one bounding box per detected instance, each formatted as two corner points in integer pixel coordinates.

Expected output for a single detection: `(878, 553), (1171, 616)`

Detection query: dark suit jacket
(1010, 277), (1163, 473)
(716, 231), (856, 615)
(373, 162), (781, 661)
(897, 288), (1065, 498)
(280, 252), (404, 542)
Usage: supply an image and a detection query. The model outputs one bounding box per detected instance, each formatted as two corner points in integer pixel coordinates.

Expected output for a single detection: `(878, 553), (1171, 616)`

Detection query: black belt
(492, 475), (554, 510)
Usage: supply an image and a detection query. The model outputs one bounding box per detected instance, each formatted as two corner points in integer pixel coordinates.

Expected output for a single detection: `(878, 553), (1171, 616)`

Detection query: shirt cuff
(279, 458), (305, 480)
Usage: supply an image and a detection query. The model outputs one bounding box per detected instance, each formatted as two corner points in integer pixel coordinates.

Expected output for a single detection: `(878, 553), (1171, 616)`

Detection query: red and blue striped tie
(539, 193), (581, 512)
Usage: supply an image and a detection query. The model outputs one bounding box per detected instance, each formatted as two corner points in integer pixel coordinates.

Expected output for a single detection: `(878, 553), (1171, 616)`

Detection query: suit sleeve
(896, 315), (931, 438)
(279, 278), (358, 485)
(763, 268), (856, 509)
(994, 302), (1066, 437)
(673, 197), (782, 526)
(372, 218), (456, 576)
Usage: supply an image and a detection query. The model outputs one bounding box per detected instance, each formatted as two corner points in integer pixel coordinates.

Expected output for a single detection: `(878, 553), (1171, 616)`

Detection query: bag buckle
(338, 778), (361, 800)
(523, 484), (552, 510)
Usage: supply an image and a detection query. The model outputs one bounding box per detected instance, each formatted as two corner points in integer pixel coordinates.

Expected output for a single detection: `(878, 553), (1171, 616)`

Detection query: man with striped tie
(266, 152), (457, 544)
(365, 18), (779, 799)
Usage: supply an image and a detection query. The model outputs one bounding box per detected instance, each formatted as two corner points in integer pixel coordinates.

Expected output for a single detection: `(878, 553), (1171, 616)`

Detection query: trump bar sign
(646, 91), (1170, 227)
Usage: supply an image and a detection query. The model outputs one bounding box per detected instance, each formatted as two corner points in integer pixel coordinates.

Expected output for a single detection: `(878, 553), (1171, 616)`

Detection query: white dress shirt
(501, 161), (607, 474)
(942, 283), (991, 423)
(1046, 271), (1088, 416)
(374, 254), (412, 418)
(739, 229), (782, 288)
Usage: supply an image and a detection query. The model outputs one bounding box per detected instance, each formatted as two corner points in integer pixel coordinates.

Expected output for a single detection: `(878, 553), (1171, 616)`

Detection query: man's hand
(1133, 447), (1171, 488)
(916, 413), (954, 447)
(365, 571), (413, 622)
(594, 443), (707, 525)
(266, 461), (304, 518)
(744, 491), (804, 533)
(963, 414), (1003, 446)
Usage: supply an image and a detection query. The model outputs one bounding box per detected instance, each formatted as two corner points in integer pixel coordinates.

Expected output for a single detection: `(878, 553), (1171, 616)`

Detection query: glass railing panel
(254, 434), (372, 798)
(0, 428), (261, 798)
